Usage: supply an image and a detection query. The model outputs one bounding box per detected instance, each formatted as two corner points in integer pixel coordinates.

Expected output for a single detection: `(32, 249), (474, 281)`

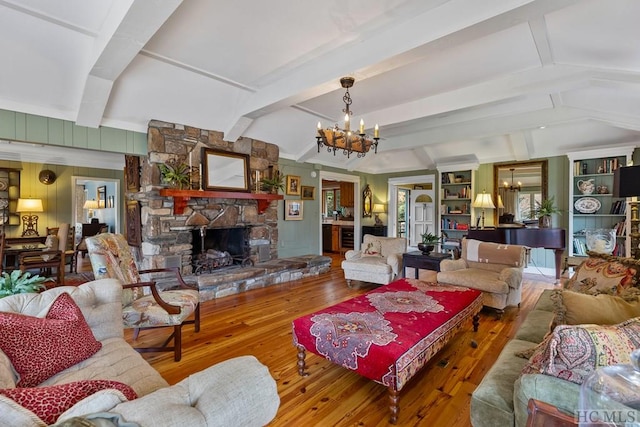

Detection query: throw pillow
(551, 289), (640, 328)
(521, 317), (640, 384)
(0, 380), (137, 425)
(0, 292), (102, 387)
(564, 252), (640, 300)
(362, 240), (383, 257)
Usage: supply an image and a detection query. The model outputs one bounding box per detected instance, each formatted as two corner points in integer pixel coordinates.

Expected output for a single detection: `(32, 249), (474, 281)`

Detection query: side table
(402, 251), (451, 278)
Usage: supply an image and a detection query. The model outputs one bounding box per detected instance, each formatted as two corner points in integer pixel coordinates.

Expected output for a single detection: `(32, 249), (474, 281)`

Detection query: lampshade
(472, 192), (495, 209)
(372, 203), (386, 213)
(497, 194), (505, 209)
(83, 199), (100, 210)
(16, 198), (43, 212)
(613, 165), (640, 197)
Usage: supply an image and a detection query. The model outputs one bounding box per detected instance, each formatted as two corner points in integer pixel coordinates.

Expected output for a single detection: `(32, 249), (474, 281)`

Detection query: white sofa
(0, 279), (280, 426)
(341, 234), (407, 287)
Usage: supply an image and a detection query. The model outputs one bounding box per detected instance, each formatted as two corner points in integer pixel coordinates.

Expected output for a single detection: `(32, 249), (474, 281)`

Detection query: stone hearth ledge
(193, 255), (331, 301)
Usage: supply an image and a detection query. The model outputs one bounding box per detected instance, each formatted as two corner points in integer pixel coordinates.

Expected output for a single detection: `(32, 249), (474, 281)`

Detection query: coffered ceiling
(1, 0), (639, 173)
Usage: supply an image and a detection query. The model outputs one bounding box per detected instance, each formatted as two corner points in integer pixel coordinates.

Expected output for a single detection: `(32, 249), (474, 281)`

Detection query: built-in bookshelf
(0, 168), (20, 230)
(567, 147), (635, 258)
(438, 168), (475, 239)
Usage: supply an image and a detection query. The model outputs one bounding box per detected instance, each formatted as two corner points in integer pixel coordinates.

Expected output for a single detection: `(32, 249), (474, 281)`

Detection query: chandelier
(503, 168), (522, 191)
(316, 77), (380, 158)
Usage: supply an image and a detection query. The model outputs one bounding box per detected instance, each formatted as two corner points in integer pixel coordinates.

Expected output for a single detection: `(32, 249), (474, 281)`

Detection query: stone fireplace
(133, 120), (280, 275)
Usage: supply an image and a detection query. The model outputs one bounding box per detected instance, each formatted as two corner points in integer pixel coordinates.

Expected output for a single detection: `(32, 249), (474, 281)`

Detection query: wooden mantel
(159, 189), (283, 215)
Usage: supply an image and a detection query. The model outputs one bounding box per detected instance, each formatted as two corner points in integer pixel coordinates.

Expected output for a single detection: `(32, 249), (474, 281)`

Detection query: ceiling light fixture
(503, 168), (522, 192)
(316, 77), (380, 158)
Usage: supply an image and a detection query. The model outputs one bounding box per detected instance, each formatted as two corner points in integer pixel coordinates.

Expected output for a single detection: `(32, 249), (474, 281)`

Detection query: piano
(467, 227), (566, 282)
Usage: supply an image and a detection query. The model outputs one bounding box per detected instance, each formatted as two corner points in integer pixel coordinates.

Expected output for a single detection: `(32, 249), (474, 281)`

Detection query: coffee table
(292, 278), (482, 424)
(402, 251), (451, 278)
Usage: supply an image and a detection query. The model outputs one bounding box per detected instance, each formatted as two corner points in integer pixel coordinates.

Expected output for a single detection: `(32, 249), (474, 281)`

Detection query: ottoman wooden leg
(388, 385), (399, 424)
(473, 314), (480, 332)
(297, 346), (309, 376)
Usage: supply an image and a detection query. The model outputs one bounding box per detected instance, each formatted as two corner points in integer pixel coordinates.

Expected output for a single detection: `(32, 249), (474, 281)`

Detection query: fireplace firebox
(191, 226), (251, 274)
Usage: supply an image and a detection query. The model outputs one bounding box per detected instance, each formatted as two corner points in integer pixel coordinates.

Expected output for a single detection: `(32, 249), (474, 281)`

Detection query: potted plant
(0, 270), (48, 298)
(259, 171), (285, 194)
(158, 162), (191, 189)
(418, 232), (440, 254)
(532, 196), (561, 228)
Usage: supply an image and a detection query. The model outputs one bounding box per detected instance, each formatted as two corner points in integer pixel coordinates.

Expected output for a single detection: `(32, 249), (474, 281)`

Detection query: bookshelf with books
(437, 166), (476, 239)
(567, 146), (635, 258)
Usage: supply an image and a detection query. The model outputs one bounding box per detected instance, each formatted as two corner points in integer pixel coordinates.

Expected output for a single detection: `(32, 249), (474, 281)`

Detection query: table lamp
(16, 198), (44, 236)
(372, 203), (386, 226)
(472, 191), (495, 229)
(83, 199), (100, 220)
(613, 164), (640, 258)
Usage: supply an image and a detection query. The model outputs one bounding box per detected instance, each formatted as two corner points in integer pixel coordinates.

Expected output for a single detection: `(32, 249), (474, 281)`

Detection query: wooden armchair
(85, 232), (200, 361)
(18, 223), (70, 285)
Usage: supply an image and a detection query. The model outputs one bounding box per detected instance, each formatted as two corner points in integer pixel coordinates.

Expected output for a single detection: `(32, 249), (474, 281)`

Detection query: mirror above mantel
(493, 160), (548, 225)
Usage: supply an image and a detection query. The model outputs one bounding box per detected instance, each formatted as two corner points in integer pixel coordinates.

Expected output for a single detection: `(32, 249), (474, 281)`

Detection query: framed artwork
(362, 184), (372, 217)
(284, 200), (303, 220)
(97, 186), (107, 208)
(126, 200), (142, 247)
(125, 155), (140, 192)
(286, 175), (301, 196)
(202, 148), (250, 192)
(301, 185), (315, 200)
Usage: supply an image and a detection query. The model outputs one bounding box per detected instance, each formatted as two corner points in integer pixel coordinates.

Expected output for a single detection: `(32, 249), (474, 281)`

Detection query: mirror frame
(202, 148), (250, 192)
(493, 160), (548, 224)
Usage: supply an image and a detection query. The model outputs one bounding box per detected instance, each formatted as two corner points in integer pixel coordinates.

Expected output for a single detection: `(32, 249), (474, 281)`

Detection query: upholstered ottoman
(292, 278), (482, 424)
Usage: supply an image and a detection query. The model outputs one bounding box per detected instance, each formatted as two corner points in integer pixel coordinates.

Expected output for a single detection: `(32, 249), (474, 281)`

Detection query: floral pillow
(0, 380), (137, 425)
(521, 317), (640, 384)
(0, 292), (102, 387)
(564, 252), (640, 300)
(362, 241), (383, 257)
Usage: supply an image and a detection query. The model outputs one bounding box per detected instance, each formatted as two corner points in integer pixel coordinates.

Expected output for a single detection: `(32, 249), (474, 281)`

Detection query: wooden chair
(18, 223), (70, 285)
(85, 233), (200, 361)
(47, 225), (75, 272)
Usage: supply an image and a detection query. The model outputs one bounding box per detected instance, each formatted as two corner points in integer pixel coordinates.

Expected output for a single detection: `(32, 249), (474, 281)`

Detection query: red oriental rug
(292, 278), (482, 424)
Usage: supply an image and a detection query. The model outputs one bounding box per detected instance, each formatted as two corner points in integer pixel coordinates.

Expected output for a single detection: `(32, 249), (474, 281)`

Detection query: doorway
(71, 176), (120, 237)
(318, 171), (360, 254)
(387, 174), (436, 249)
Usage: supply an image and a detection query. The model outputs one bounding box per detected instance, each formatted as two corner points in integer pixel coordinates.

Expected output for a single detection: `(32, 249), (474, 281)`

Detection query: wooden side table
(402, 251), (451, 278)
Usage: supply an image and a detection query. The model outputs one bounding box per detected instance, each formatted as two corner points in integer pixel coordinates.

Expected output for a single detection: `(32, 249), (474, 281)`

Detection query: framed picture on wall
(301, 186), (315, 200)
(126, 200), (142, 247)
(125, 155), (140, 192)
(284, 200), (303, 220)
(286, 175), (301, 196)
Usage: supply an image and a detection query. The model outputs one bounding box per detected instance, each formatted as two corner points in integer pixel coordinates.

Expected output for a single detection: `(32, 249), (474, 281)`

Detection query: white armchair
(341, 234), (407, 287)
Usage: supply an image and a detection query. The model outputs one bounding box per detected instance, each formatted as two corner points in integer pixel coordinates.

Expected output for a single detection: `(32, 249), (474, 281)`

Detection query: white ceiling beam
(76, 0), (184, 128)
(507, 132), (533, 160)
(411, 147), (436, 169)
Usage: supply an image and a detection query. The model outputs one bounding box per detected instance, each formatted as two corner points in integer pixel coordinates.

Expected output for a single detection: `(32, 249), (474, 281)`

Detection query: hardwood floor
(114, 254), (558, 426)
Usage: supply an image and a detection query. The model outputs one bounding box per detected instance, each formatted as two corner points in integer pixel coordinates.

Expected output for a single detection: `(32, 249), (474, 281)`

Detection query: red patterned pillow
(0, 380), (137, 425)
(521, 317), (640, 384)
(0, 292), (102, 387)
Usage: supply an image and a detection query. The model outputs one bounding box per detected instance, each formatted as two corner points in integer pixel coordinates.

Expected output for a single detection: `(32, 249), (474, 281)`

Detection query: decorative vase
(417, 243), (434, 254)
(538, 216), (552, 228)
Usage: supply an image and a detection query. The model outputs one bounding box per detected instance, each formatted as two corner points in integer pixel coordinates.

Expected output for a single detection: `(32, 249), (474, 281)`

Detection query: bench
(292, 278), (482, 424)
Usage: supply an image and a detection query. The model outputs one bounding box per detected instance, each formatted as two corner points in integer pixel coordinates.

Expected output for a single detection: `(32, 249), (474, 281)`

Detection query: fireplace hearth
(192, 226), (252, 274)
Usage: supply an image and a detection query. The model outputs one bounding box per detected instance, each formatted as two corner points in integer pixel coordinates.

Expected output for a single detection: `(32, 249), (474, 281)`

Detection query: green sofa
(470, 289), (581, 427)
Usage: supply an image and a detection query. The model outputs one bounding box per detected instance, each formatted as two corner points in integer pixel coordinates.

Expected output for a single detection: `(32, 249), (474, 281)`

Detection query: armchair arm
(344, 250), (361, 260)
(439, 258), (467, 272)
(123, 281), (181, 315)
(386, 253), (403, 276)
(500, 267), (524, 290)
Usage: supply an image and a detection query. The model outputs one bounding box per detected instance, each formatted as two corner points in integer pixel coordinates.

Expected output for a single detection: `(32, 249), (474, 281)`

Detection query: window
(322, 189), (341, 216)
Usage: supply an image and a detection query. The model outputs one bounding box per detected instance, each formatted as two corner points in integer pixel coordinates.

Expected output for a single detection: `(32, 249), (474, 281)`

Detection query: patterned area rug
(47, 272), (95, 288)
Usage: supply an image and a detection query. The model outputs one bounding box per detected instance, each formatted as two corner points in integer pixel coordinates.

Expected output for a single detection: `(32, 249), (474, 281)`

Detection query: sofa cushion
(437, 268), (510, 294)
(362, 240), (382, 257)
(564, 252), (640, 300)
(342, 257), (393, 275)
(521, 317), (640, 385)
(0, 380), (136, 425)
(0, 292), (102, 387)
(551, 289), (640, 327)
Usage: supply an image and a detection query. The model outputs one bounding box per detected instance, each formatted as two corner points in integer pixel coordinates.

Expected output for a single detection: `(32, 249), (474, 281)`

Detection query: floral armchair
(341, 234), (407, 287)
(85, 233), (200, 361)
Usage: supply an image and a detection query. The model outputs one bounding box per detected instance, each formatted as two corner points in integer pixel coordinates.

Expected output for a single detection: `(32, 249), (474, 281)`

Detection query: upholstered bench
(292, 278), (482, 424)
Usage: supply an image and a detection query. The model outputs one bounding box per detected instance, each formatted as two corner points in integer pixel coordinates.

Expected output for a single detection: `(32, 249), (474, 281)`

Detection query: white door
(410, 190), (435, 247)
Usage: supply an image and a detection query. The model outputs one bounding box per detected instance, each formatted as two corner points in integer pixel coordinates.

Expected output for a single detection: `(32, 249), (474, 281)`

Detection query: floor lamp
(613, 165), (640, 258)
(473, 191), (495, 230)
(17, 198), (44, 236)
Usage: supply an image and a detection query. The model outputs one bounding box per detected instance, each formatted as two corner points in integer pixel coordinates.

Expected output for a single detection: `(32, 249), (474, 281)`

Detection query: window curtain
(498, 188), (519, 219)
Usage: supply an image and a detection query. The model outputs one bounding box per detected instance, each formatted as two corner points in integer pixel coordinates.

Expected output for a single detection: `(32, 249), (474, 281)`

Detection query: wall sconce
(372, 203), (386, 226)
(16, 198), (44, 236)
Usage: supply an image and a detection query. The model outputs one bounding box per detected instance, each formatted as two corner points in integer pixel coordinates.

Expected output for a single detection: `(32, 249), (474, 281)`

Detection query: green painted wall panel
(47, 118), (65, 145)
(101, 127), (127, 152)
(25, 115), (48, 143)
(14, 113), (26, 141)
(87, 127), (101, 150)
(72, 124), (88, 148)
(0, 110), (17, 140)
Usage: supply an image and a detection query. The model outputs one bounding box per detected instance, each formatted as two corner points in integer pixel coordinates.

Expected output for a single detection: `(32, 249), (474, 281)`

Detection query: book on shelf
(574, 158), (620, 176)
(610, 200), (627, 215)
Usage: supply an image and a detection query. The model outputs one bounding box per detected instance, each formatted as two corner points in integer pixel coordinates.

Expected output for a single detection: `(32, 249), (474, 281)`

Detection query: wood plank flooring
(121, 255), (558, 426)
